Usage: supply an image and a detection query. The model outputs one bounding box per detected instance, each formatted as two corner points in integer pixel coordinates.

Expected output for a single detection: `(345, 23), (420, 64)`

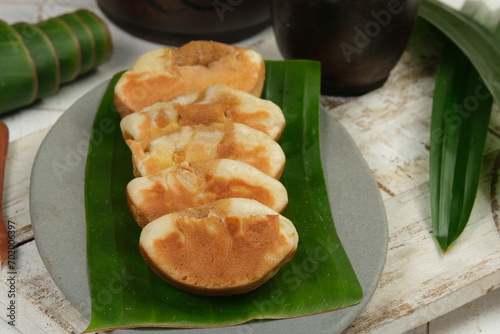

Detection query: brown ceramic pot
(271, 0), (420, 95)
(98, 0), (271, 45)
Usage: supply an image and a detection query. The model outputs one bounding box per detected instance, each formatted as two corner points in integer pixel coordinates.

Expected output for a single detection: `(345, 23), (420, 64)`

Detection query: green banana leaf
(0, 20), (37, 114)
(84, 61), (362, 332)
(36, 17), (82, 84)
(59, 13), (96, 74)
(12, 21), (60, 99)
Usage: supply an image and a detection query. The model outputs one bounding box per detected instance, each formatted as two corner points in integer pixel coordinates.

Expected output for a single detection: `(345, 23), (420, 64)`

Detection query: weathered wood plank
(345, 178), (500, 332)
(3, 129), (48, 243)
(428, 284), (500, 333)
(405, 324), (428, 334)
(4, 129), (49, 245)
(329, 47), (500, 333)
(0, 240), (87, 333)
(1, 6), (500, 333)
(1, 127), (87, 333)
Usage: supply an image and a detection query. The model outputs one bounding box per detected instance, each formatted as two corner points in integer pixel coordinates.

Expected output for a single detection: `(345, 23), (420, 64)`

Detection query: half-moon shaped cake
(139, 198), (299, 296)
(127, 122), (286, 178)
(127, 159), (289, 227)
(120, 84), (285, 148)
(114, 41), (266, 117)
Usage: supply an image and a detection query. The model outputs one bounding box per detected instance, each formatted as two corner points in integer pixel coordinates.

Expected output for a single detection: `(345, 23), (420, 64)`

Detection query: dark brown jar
(97, 0), (271, 46)
(271, 0), (420, 96)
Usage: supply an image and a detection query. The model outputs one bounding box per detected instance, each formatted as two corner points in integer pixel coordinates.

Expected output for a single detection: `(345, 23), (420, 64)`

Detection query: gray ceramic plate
(30, 79), (388, 334)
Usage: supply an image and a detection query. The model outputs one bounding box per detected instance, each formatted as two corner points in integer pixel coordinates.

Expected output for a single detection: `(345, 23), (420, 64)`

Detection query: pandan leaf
(0, 20), (37, 114)
(429, 40), (493, 252)
(420, 0), (499, 252)
(419, 0), (500, 106)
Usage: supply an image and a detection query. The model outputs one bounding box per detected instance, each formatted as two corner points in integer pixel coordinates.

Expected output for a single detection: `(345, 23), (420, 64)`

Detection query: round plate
(30, 80), (388, 333)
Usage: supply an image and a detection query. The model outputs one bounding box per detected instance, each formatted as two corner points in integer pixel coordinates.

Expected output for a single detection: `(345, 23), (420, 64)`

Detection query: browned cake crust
(127, 122), (286, 178)
(139, 198), (298, 296)
(114, 41), (266, 117)
(127, 159), (289, 227)
(119, 42), (297, 297)
(120, 84), (286, 148)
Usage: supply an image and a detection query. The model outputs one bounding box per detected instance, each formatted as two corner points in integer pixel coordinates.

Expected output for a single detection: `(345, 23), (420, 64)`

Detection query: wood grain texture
(428, 286), (500, 333)
(0, 128), (87, 333)
(3, 129), (49, 245)
(0, 241), (87, 333)
(320, 43), (500, 334)
(0, 8), (499, 333)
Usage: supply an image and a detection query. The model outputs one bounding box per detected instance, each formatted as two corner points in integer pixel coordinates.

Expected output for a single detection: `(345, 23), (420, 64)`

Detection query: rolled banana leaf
(0, 20), (37, 114)
(74, 9), (112, 67)
(36, 17), (81, 84)
(12, 21), (60, 99)
(59, 12), (96, 75)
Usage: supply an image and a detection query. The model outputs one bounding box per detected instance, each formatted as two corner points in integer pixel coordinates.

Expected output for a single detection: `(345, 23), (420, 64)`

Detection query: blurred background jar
(271, 0), (420, 96)
(97, 0), (271, 46)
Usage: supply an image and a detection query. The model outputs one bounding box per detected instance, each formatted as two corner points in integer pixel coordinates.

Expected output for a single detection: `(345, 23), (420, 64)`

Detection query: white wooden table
(1, 0), (499, 333)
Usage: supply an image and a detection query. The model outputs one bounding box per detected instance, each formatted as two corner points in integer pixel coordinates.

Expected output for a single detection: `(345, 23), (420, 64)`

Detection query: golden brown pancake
(120, 84), (286, 147)
(127, 159), (289, 227)
(114, 41), (266, 117)
(127, 122), (286, 178)
(139, 198), (298, 296)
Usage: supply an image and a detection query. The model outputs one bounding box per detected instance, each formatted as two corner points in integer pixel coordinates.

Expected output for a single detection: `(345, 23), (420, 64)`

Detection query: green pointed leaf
(419, 0), (500, 252)
(419, 0), (500, 106)
(59, 12), (96, 74)
(36, 17), (82, 84)
(12, 21), (60, 98)
(0, 20), (37, 114)
(461, 0), (500, 31)
(84, 61), (362, 331)
(429, 40), (493, 252)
